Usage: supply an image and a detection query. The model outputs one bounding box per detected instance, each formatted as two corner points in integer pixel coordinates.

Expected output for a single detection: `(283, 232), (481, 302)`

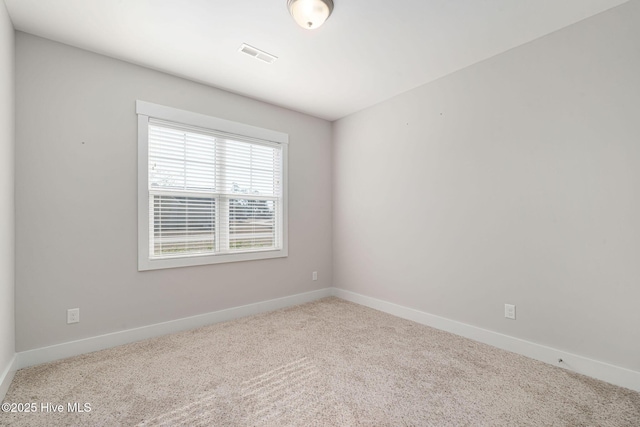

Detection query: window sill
(138, 248), (288, 271)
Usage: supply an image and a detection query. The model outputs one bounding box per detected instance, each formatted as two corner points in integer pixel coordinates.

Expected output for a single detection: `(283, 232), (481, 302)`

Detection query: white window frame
(137, 100), (288, 271)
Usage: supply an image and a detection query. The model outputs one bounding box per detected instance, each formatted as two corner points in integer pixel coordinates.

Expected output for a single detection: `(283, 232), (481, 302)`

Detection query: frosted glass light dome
(287, 0), (334, 30)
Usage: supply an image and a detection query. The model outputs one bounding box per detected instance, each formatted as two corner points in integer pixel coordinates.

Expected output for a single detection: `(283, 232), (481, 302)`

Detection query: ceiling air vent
(239, 43), (278, 64)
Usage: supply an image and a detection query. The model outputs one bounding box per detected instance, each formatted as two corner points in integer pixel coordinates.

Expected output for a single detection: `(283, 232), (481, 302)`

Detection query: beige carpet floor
(2, 297), (639, 426)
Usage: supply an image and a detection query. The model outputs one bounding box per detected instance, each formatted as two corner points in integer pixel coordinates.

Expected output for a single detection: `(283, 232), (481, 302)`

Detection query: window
(137, 101), (288, 270)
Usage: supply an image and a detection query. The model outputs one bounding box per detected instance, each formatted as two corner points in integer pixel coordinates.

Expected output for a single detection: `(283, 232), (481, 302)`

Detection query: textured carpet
(2, 297), (639, 426)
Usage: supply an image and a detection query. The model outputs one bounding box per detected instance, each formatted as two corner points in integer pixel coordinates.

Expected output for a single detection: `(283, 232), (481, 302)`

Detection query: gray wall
(15, 33), (332, 352)
(0, 2), (15, 376)
(333, 0), (640, 372)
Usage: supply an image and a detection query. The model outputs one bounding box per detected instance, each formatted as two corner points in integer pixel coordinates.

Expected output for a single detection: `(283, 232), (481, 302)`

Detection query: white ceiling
(4, 0), (629, 121)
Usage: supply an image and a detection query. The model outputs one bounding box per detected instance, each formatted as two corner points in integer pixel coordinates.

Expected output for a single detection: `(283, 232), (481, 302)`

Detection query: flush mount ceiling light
(287, 0), (334, 30)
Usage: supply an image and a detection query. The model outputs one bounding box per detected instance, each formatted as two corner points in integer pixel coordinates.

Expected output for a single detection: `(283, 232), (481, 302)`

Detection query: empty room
(1, 0), (639, 425)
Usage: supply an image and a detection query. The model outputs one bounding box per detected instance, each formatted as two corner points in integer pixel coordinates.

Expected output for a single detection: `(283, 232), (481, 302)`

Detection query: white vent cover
(239, 43), (278, 64)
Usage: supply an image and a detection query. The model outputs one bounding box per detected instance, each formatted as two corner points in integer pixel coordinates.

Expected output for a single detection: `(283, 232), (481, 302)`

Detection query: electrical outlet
(67, 308), (80, 324)
(312, 271), (318, 281)
(504, 304), (516, 320)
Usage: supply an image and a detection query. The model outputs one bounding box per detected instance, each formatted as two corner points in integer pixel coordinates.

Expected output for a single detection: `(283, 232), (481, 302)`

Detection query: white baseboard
(0, 354), (17, 401)
(17, 288), (332, 370)
(331, 288), (640, 392)
(13, 287), (639, 393)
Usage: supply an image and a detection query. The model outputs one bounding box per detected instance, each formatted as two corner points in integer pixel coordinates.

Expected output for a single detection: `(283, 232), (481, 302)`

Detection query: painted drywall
(0, 0), (15, 385)
(15, 33), (332, 352)
(333, 0), (640, 372)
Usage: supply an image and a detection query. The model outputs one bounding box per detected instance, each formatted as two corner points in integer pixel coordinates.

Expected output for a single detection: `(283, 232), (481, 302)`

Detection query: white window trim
(136, 100), (289, 271)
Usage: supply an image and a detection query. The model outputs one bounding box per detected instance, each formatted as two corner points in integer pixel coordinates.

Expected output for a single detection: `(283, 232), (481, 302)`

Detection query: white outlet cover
(504, 304), (516, 320)
(67, 308), (80, 324)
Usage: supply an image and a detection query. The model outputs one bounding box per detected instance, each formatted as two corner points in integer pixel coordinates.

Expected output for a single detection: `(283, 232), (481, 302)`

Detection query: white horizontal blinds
(149, 124), (216, 192)
(148, 123), (217, 258)
(223, 140), (280, 196)
(151, 195), (216, 257)
(229, 199), (278, 250)
(225, 140), (281, 252)
(147, 119), (282, 259)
